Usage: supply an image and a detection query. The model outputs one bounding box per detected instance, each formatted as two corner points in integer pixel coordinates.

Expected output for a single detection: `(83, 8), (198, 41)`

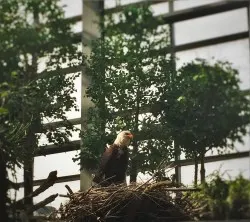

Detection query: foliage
(0, 88), (31, 171)
(160, 59), (250, 183)
(0, 0), (82, 218)
(78, 5), (175, 179)
(0, 0), (81, 170)
(188, 172), (250, 220)
(228, 174), (250, 219)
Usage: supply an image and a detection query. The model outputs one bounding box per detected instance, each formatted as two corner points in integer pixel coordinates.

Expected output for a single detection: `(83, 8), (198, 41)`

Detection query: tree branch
(65, 184), (73, 195)
(30, 170), (58, 198)
(27, 194), (58, 214)
(15, 170), (58, 209)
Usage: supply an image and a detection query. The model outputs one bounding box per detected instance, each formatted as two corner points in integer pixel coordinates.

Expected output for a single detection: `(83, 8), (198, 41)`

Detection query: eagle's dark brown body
(93, 144), (129, 186)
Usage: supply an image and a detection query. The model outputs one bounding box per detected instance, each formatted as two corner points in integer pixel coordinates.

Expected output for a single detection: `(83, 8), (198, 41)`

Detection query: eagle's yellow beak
(127, 133), (133, 139)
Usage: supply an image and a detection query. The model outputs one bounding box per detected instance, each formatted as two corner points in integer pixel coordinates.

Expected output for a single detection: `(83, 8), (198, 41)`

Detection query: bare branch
(27, 194), (58, 214)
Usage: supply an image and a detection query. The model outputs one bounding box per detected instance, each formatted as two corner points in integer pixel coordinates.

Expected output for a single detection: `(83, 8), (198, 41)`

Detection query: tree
(188, 172), (250, 220)
(228, 174), (250, 219)
(0, 0), (81, 219)
(160, 59), (250, 184)
(0, 83), (31, 221)
(77, 5), (175, 182)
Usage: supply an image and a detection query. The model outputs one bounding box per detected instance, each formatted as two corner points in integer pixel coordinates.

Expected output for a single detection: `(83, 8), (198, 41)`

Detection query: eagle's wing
(92, 146), (116, 184)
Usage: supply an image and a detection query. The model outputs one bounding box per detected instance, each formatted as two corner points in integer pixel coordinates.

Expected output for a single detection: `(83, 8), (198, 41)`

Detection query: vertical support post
(169, 0), (181, 184)
(247, 1), (250, 182)
(80, 0), (103, 191)
(23, 158), (34, 206)
(23, 5), (40, 213)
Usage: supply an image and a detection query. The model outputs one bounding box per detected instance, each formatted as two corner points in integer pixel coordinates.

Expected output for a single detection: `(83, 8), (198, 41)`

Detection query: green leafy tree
(0, 0), (81, 219)
(228, 174), (250, 219)
(0, 83), (31, 221)
(160, 59), (250, 184)
(78, 5), (175, 182)
(188, 172), (250, 220)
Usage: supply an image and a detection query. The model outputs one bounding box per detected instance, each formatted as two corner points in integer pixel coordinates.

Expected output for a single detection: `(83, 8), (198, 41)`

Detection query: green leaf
(0, 107), (8, 115)
(177, 96), (185, 102)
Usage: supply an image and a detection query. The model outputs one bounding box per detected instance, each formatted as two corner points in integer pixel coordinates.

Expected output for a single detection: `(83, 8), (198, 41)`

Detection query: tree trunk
(130, 141), (138, 183)
(23, 6), (39, 212)
(194, 154), (198, 186)
(200, 152), (206, 184)
(0, 151), (8, 221)
(174, 142), (181, 183)
(23, 131), (36, 214)
(130, 88), (140, 183)
(24, 159), (34, 206)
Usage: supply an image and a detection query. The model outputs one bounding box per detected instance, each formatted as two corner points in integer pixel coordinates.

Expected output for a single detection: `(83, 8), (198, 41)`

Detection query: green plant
(77, 5), (175, 181)
(160, 59), (250, 184)
(188, 172), (250, 220)
(0, 0), (82, 219)
(228, 174), (250, 219)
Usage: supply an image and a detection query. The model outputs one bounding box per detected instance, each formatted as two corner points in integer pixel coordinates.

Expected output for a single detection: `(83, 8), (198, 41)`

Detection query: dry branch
(8, 179), (20, 190)
(65, 184), (73, 195)
(59, 194), (70, 198)
(27, 193), (58, 214)
(31, 170), (58, 197)
(15, 170), (58, 210)
(165, 187), (201, 192)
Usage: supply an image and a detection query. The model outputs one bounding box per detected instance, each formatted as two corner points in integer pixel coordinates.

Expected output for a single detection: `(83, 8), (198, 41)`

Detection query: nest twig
(52, 181), (205, 222)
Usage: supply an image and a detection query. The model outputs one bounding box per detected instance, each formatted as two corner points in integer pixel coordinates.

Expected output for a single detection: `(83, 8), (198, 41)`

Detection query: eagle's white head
(114, 130), (133, 147)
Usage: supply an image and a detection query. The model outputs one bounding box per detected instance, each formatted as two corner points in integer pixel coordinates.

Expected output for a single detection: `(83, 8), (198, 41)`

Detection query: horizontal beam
(162, 0), (248, 23)
(36, 140), (80, 156)
(66, 15), (81, 23)
(37, 65), (82, 81)
(174, 31), (249, 52)
(36, 30), (98, 80)
(40, 87), (250, 155)
(80, 31), (249, 51)
(64, 0), (167, 21)
(54, 31), (248, 79)
(43, 118), (81, 130)
(106, 0), (168, 14)
(17, 151), (249, 187)
(65, 1), (248, 30)
(17, 174), (80, 188)
(179, 151), (250, 167)
(74, 30), (98, 45)
(243, 88), (250, 95)
(95, 0), (249, 18)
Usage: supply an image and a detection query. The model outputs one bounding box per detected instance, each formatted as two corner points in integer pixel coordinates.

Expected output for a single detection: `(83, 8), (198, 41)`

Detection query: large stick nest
(53, 181), (205, 222)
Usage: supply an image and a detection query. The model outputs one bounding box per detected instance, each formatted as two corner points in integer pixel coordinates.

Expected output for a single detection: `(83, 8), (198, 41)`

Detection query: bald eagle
(93, 130), (133, 186)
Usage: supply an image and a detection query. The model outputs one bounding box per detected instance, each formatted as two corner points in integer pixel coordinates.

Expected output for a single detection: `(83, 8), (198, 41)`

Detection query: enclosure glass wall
(11, 0), (250, 210)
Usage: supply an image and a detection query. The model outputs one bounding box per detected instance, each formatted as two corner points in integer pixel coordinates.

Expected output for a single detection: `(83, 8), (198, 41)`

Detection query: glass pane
(9, 188), (24, 201)
(59, 0), (82, 18)
(41, 72), (81, 125)
(65, 74), (81, 119)
(120, 0), (145, 6)
(181, 157), (250, 185)
(176, 39), (250, 90)
(151, 1), (169, 16)
(38, 124), (80, 147)
(105, 0), (167, 11)
(34, 151), (80, 180)
(174, 0), (223, 11)
(8, 166), (24, 183)
(33, 181), (80, 209)
(174, 8), (248, 45)
(72, 21), (82, 33)
(233, 133), (250, 152)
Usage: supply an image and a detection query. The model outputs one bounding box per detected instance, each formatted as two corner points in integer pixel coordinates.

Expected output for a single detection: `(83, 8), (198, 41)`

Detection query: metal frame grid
(18, 0), (250, 190)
